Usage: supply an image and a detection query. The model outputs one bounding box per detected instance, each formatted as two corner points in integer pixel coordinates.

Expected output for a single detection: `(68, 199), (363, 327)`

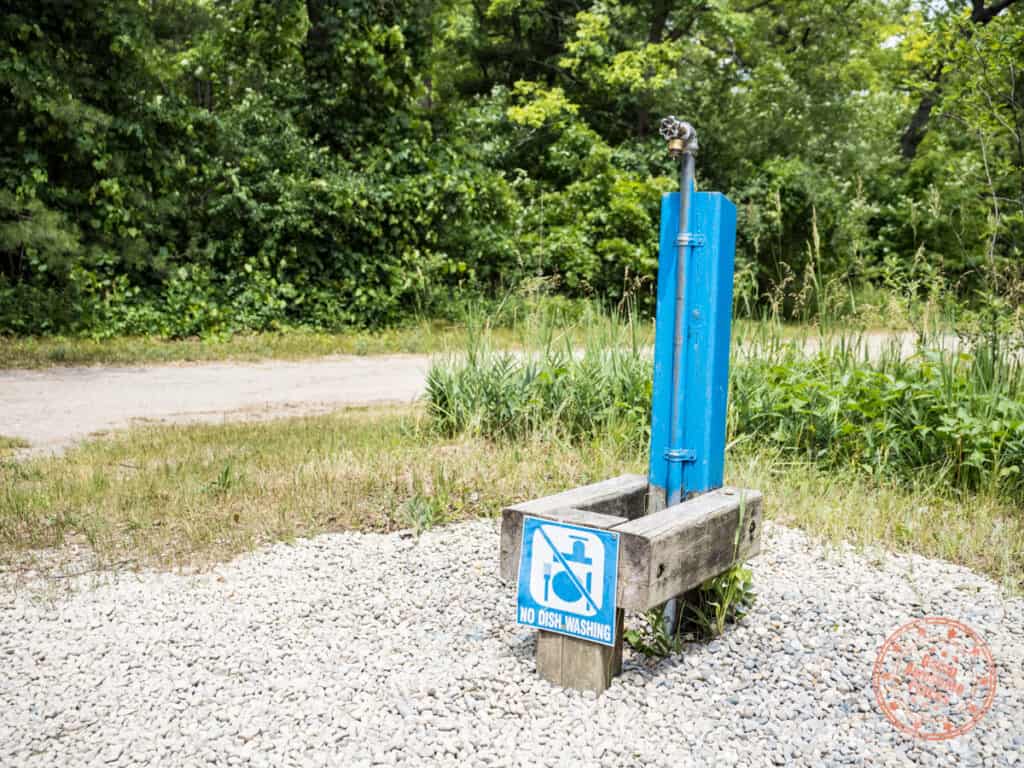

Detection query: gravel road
(1, 331), (956, 456)
(0, 355), (429, 455)
(2, 519), (1020, 767)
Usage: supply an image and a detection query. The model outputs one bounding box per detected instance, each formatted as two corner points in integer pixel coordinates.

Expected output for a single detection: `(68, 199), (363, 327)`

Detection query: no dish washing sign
(515, 517), (620, 646)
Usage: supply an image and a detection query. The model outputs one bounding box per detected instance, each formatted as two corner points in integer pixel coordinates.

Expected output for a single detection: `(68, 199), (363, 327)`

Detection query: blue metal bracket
(675, 233), (705, 248)
(663, 448), (696, 463)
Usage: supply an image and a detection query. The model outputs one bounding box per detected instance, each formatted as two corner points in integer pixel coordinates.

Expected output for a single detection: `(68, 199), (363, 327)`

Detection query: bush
(731, 339), (1024, 498)
(426, 308), (650, 447)
(427, 321), (1024, 500)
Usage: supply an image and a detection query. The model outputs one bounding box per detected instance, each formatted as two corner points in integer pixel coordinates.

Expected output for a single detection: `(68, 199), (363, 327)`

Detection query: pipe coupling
(659, 117), (699, 158)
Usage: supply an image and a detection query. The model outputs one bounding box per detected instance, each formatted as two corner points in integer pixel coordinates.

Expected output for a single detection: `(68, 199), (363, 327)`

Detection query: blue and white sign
(515, 517), (620, 646)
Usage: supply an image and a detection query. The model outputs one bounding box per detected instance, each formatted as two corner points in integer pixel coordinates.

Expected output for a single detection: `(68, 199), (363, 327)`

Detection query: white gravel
(1, 519), (1021, 767)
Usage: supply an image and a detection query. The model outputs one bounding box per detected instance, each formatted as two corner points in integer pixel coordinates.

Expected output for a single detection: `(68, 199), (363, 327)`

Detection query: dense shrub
(3, 1), (1022, 335)
(427, 325), (1024, 500)
(731, 343), (1024, 497)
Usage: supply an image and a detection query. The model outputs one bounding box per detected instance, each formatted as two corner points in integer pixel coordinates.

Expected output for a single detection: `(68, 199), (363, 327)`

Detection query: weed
(400, 493), (444, 536)
(679, 565), (757, 640)
(202, 461), (238, 497)
(624, 604), (681, 658)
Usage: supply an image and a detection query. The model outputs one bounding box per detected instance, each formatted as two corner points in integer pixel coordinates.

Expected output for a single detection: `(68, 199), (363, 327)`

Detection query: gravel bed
(1, 520), (1021, 767)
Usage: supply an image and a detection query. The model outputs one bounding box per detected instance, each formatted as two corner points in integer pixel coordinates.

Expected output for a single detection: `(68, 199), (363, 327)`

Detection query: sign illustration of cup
(528, 526), (604, 617)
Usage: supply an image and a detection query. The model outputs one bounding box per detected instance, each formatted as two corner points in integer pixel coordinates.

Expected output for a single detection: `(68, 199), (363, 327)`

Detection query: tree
(899, 0), (1022, 161)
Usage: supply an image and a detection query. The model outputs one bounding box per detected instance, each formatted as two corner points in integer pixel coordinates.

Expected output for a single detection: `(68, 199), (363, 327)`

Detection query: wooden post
(500, 484), (763, 695)
(535, 610), (624, 694)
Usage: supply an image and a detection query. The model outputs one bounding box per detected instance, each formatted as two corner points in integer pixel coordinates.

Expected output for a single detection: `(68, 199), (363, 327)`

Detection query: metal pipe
(667, 149), (695, 509)
(657, 116), (699, 639)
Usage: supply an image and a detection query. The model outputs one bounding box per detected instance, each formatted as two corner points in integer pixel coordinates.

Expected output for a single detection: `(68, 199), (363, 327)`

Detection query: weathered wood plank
(535, 631), (564, 687)
(535, 610), (624, 694)
(504, 479), (763, 695)
(612, 487), (762, 611)
(497, 473), (647, 582)
(511, 474), (647, 518)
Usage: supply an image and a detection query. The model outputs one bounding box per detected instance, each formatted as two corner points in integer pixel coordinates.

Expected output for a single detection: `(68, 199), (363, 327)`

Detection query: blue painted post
(647, 189), (737, 508)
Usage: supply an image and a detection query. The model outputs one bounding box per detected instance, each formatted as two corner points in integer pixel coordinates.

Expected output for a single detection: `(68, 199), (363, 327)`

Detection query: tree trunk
(636, 0), (673, 137)
(900, 87), (940, 160)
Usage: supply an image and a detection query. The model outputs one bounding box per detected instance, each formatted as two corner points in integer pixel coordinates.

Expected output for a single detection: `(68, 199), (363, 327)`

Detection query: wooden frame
(499, 475), (763, 693)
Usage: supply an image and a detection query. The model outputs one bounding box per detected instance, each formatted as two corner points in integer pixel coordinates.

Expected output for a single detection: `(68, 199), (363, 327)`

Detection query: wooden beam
(499, 482), (762, 611)
(499, 507), (628, 583)
(535, 610), (624, 694)
(499, 481), (763, 694)
(498, 474), (647, 582)
(612, 487), (763, 611)
(508, 473), (647, 517)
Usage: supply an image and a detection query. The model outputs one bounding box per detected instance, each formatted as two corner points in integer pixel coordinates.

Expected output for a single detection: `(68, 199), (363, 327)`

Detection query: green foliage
(2, 0), (1022, 335)
(623, 603), (682, 658)
(0, 0), (517, 337)
(730, 339), (1024, 498)
(427, 316), (1024, 501)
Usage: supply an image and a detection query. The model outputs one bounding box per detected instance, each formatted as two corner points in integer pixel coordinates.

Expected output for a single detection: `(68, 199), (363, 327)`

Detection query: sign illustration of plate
(515, 516), (620, 646)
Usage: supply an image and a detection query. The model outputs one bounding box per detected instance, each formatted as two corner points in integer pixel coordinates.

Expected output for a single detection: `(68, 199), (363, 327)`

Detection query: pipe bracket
(676, 233), (705, 248)
(664, 448), (696, 463)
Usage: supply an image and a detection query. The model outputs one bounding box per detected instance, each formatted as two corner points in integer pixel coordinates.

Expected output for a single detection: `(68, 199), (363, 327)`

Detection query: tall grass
(426, 306), (651, 448)
(426, 311), (1024, 500)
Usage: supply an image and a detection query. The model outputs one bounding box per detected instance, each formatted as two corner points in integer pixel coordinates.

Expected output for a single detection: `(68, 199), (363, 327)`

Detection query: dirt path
(0, 355), (430, 455)
(1, 331), (960, 456)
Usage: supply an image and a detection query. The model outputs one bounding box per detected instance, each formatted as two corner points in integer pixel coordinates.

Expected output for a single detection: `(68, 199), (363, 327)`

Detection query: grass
(1, 408), (1019, 590)
(422, 308), (1024, 589)
(3, 299), (1019, 591)
(0, 322), (518, 369)
(429, 316), (1024, 499)
(0, 436), (29, 457)
(727, 450), (1022, 593)
(0, 297), (632, 368)
(1, 269), (958, 370)
(0, 406), (643, 570)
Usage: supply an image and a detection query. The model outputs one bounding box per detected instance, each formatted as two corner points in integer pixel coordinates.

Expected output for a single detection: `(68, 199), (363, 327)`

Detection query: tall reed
(426, 305), (651, 449)
(427, 310), (1024, 500)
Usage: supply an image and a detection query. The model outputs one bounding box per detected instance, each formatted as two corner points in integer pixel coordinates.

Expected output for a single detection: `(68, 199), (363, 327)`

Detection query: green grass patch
(0, 297), (650, 368)
(0, 436), (29, 457)
(1, 304), (848, 370)
(0, 407), (644, 570)
(730, 340), (1024, 498)
(1, 409), (1018, 590)
(0, 323), (507, 369)
(727, 450), (1022, 592)
(4, 306), (1018, 589)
